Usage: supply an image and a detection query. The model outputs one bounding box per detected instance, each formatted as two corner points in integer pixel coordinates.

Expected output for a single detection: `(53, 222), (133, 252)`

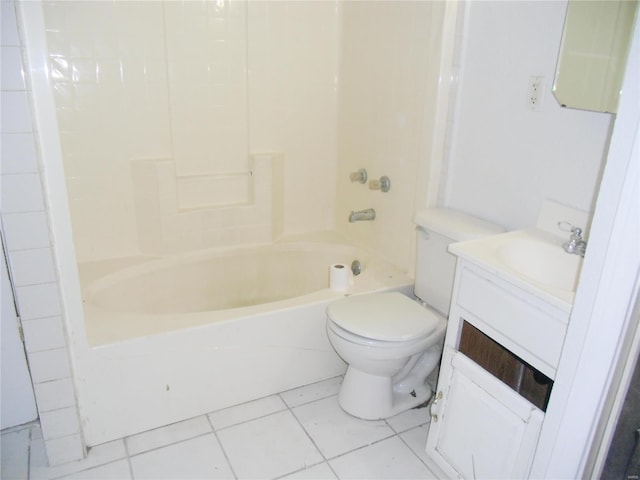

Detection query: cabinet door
(426, 349), (543, 479)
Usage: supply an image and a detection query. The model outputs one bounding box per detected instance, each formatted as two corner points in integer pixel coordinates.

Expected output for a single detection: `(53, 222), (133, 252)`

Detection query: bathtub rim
(81, 238), (413, 347)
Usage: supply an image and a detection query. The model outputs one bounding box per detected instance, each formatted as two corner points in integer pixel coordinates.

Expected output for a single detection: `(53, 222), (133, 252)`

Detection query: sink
(497, 236), (583, 293)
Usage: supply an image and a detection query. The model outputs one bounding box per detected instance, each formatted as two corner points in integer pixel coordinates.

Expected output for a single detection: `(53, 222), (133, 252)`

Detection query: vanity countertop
(449, 228), (583, 313)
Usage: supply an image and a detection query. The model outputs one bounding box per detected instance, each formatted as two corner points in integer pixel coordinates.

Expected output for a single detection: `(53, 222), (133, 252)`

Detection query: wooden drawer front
(455, 265), (567, 377)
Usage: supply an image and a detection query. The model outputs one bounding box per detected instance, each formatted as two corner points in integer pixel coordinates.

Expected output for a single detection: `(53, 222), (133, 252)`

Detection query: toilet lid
(326, 292), (442, 342)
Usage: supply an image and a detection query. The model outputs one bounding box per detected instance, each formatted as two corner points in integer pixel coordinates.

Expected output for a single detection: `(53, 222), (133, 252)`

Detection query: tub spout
(349, 208), (376, 223)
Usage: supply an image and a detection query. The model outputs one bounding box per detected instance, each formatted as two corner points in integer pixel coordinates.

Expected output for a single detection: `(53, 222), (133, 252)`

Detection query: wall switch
(527, 76), (545, 111)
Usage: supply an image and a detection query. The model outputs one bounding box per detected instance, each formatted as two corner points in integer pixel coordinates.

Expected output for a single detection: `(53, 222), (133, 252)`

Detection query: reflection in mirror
(553, 0), (638, 114)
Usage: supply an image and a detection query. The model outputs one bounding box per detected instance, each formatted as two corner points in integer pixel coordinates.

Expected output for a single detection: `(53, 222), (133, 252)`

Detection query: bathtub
(76, 234), (413, 445)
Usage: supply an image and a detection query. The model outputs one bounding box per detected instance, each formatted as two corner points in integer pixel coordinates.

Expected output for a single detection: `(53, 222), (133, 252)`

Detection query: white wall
(443, 1), (612, 231)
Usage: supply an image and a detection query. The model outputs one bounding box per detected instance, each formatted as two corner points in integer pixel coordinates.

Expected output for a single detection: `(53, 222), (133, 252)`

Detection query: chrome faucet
(559, 222), (587, 257)
(348, 208), (376, 223)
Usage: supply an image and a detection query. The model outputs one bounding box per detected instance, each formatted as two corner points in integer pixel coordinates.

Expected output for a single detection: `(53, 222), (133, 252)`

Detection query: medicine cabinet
(553, 0), (638, 113)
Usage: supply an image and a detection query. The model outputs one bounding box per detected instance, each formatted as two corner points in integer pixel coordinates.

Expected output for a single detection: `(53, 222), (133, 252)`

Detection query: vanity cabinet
(426, 348), (544, 479)
(425, 259), (571, 479)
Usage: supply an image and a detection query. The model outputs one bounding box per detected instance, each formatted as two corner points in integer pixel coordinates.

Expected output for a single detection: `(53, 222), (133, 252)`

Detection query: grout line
(271, 460), (331, 480)
(127, 430), (214, 459)
(396, 423), (431, 461)
(210, 403), (289, 433)
(49, 459), (130, 480)
(26, 423), (33, 480)
(285, 393), (329, 462)
(123, 437), (135, 480)
(205, 414), (238, 480)
(321, 428), (399, 464)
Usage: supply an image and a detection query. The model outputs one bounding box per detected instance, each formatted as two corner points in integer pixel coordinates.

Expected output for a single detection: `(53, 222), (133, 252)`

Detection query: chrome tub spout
(349, 208), (376, 223)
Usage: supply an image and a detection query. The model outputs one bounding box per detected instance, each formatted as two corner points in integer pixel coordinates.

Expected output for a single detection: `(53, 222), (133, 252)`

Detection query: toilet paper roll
(329, 264), (353, 292)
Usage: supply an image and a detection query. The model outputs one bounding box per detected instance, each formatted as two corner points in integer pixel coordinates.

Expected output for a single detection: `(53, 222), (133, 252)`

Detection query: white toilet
(326, 208), (503, 420)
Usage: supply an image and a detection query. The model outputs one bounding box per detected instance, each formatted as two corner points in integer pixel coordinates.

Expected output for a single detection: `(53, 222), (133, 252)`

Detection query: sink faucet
(349, 208), (376, 222)
(559, 222), (587, 257)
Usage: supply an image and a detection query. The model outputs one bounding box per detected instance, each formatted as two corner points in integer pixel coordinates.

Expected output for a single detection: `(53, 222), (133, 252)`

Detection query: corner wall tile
(1, 212), (52, 250)
(27, 348), (71, 383)
(32, 378), (77, 412)
(14, 283), (61, 320)
(7, 247), (56, 286)
(43, 433), (86, 466)
(1, 91), (33, 133)
(1, 46), (26, 90)
(1, 173), (45, 213)
(22, 316), (66, 353)
(1, 2), (20, 47)
(0, 133), (38, 174)
(40, 407), (81, 441)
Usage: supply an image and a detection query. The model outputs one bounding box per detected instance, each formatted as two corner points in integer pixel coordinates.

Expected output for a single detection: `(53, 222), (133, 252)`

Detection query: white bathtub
(76, 235), (413, 445)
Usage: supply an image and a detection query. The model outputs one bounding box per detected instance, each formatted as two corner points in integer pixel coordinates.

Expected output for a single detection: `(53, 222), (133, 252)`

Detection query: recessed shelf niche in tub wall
(131, 153), (284, 254)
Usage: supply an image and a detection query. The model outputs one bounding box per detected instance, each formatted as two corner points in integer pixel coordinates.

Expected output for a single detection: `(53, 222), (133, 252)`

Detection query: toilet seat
(326, 292), (442, 342)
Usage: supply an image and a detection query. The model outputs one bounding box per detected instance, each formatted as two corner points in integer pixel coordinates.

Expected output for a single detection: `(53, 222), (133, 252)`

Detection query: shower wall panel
(164, 1), (249, 177)
(41, 1), (339, 261)
(42, 1), (172, 260)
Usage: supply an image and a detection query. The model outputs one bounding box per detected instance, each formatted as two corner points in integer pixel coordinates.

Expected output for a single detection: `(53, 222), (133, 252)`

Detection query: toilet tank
(413, 208), (504, 316)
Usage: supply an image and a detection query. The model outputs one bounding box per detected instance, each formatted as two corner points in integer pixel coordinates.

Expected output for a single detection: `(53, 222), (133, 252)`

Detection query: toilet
(326, 208), (503, 420)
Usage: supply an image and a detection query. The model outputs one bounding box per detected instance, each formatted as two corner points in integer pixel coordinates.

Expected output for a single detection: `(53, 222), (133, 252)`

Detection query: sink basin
(497, 237), (583, 292)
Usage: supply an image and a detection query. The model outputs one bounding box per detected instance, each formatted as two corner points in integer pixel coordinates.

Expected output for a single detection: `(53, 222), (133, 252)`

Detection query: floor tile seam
(385, 419), (431, 436)
(209, 404), (290, 433)
(270, 460), (333, 480)
(126, 430), (217, 459)
(205, 412), (238, 480)
(47, 458), (129, 480)
(287, 397), (402, 462)
(46, 437), (131, 480)
(26, 424), (34, 480)
(286, 402), (329, 465)
(124, 414), (215, 456)
(396, 426), (434, 473)
(122, 434), (135, 480)
(323, 430), (401, 464)
(278, 391), (340, 410)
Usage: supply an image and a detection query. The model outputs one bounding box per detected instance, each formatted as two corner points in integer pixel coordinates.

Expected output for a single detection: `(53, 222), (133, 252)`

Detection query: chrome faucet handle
(558, 220), (576, 233)
(559, 221), (586, 256)
(558, 221), (581, 234)
(558, 221), (584, 240)
(349, 168), (367, 184)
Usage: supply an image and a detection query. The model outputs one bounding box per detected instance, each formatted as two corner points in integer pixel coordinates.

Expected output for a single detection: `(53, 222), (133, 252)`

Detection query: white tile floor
(1, 376), (440, 480)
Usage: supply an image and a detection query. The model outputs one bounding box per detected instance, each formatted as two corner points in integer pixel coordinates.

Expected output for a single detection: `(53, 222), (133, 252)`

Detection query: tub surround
(39, 1), (339, 262)
(131, 153), (284, 255)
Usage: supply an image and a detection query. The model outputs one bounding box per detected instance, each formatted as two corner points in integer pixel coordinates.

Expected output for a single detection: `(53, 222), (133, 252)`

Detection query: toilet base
(338, 367), (433, 420)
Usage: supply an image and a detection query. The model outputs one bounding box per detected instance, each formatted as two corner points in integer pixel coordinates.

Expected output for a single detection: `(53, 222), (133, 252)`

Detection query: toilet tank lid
(414, 208), (504, 242)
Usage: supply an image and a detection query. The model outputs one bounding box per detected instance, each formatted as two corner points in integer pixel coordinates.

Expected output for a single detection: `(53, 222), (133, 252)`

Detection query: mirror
(553, 0), (638, 113)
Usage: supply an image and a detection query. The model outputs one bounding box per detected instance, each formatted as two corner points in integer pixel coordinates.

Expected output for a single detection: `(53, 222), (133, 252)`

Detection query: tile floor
(1, 376), (441, 480)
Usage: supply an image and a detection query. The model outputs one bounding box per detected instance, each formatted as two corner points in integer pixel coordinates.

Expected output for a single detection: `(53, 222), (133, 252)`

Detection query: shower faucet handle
(369, 176), (391, 192)
(349, 168), (367, 184)
(558, 221), (587, 257)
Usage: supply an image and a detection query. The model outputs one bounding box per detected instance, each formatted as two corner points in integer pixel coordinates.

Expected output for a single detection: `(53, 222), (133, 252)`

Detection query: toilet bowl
(326, 292), (447, 420)
(326, 208), (504, 420)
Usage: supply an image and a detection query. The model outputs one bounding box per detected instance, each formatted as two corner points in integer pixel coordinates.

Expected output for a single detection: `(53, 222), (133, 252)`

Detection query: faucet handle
(349, 168), (367, 184)
(558, 221), (582, 236)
